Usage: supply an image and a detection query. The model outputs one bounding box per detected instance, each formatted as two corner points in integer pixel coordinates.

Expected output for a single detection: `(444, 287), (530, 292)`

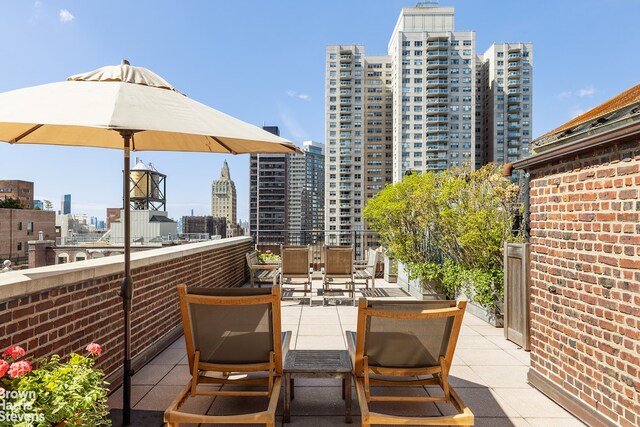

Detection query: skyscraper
(287, 140), (325, 244)
(325, 3), (532, 244)
(480, 43), (533, 165)
(249, 126), (288, 247)
(211, 160), (238, 237)
(62, 194), (71, 215)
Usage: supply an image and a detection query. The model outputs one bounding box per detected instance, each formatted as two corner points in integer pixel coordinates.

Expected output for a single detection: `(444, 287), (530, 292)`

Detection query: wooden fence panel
(504, 242), (530, 350)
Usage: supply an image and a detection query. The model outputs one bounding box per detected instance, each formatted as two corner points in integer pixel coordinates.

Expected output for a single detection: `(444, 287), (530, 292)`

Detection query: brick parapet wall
(0, 236), (252, 386)
(527, 140), (639, 426)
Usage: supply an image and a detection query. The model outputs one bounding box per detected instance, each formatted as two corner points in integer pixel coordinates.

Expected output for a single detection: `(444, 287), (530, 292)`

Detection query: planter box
(397, 261), (446, 300)
(459, 290), (504, 327)
(383, 255), (397, 283)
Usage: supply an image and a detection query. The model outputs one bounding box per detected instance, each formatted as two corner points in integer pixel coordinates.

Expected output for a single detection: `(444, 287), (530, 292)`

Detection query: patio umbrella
(0, 60), (300, 425)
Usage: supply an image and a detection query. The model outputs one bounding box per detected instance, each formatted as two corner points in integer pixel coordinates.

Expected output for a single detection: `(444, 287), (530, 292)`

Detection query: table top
(284, 349), (352, 373)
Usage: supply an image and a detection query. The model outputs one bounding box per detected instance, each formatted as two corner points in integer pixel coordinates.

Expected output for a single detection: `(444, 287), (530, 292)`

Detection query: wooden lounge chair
(246, 251), (279, 288)
(164, 284), (291, 427)
(279, 245), (312, 301)
(346, 298), (474, 426)
(354, 248), (379, 290)
(322, 245), (355, 306)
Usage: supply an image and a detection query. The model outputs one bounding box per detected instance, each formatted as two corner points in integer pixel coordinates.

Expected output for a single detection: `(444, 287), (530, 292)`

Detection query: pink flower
(8, 360), (31, 378)
(86, 343), (102, 357)
(0, 360), (8, 377)
(2, 345), (25, 359)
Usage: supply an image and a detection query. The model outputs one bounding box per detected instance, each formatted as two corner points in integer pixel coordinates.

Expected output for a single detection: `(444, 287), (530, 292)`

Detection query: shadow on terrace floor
(108, 280), (584, 427)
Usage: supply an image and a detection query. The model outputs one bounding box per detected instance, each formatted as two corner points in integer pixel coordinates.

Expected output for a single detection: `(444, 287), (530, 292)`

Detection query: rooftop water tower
(129, 158), (166, 211)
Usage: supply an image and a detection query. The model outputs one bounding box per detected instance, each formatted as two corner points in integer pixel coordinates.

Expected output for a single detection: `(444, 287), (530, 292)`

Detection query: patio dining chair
(280, 245), (312, 301)
(322, 245), (355, 305)
(346, 298), (474, 426)
(354, 248), (379, 290)
(164, 284), (291, 427)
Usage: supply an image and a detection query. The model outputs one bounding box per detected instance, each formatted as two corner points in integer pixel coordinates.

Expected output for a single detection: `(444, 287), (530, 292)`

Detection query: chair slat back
(246, 251), (259, 266)
(365, 248), (378, 275)
(324, 245), (354, 276)
(360, 300), (464, 369)
(281, 245), (310, 276)
(178, 285), (282, 372)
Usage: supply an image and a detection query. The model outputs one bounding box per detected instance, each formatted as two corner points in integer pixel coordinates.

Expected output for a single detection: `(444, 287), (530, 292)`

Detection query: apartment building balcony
(426, 143), (448, 151)
(426, 125), (448, 132)
(426, 97), (448, 104)
(427, 133), (448, 142)
(339, 54), (352, 62)
(508, 139), (521, 147)
(339, 72), (352, 79)
(426, 106), (448, 113)
(426, 69), (448, 76)
(508, 105), (522, 112)
(508, 61), (522, 70)
(426, 41), (449, 48)
(426, 78), (448, 87)
(507, 96), (522, 104)
(426, 88), (448, 95)
(339, 97), (352, 104)
(507, 114), (521, 120)
(426, 60), (449, 68)
(426, 50), (448, 58)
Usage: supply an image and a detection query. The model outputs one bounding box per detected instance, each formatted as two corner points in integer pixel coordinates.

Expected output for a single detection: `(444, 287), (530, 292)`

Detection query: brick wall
(0, 237), (251, 387)
(528, 140), (639, 426)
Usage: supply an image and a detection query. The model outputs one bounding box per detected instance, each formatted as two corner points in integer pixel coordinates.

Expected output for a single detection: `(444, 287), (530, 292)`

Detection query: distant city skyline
(0, 1), (638, 221)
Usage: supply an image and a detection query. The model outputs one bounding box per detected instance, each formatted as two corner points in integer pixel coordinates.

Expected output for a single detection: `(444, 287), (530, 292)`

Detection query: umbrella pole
(119, 131), (133, 425)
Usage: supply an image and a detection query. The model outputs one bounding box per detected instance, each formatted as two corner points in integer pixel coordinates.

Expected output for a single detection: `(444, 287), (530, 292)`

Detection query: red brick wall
(0, 237), (251, 385)
(528, 140), (639, 426)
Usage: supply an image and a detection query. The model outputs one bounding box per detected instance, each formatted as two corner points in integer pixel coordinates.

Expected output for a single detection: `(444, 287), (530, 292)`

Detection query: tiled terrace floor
(108, 280), (584, 426)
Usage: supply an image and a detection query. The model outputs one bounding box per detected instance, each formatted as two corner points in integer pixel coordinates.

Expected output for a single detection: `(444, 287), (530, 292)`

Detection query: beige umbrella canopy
(0, 60), (299, 426)
(0, 61), (298, 154)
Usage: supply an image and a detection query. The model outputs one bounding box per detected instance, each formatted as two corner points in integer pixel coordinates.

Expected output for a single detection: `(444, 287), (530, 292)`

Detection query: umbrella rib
(211, 136), (237, 154)
(10, 124), (44, 143)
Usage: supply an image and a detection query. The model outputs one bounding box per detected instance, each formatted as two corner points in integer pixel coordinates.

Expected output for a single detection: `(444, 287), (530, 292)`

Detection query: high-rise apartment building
(388, 5), (476, 181)
(249, 126), (288, 247)
(211, 160), (238, 237)
(325, 3), (532, 243)
(480, 43), (533, 164)
(325, 46), (393, 252)
(287, 140), (325, 244)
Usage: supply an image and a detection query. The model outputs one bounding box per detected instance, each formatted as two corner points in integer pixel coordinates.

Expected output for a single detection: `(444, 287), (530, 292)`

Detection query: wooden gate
(504, 243), (530, 350)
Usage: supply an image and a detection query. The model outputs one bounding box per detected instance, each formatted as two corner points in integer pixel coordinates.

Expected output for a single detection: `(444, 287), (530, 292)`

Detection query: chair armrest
(345, 330), (357, 372)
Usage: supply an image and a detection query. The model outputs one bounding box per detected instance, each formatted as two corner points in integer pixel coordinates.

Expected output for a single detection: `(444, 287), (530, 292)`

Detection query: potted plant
(0, 343), (111, 426)
(257, 250), (280, 264)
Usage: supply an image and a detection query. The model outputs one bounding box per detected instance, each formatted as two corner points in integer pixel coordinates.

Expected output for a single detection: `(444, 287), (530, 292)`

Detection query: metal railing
(250, 229), (382, 266)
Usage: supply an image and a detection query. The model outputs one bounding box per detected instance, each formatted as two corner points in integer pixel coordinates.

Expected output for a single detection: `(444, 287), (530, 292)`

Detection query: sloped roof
(533, 83), (640, 149)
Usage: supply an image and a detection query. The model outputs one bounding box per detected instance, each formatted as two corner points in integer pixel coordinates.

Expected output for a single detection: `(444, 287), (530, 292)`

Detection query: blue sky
(0, 0), (638, 222)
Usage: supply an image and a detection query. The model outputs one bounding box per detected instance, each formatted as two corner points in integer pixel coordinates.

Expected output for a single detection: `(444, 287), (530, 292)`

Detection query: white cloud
(59, 9), (74, 22)
(577, 86), (595, 97)
(286, 89), (310, 102)
(557, 86), (595, 99)
(569, 108), (586, 119)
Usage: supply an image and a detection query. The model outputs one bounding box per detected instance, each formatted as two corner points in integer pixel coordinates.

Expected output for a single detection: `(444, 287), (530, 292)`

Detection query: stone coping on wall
(0, 236), (252, 301)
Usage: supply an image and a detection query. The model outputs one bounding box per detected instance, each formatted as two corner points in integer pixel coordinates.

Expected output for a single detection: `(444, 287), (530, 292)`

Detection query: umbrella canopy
(0, 61), (299, 426)
(0, 61), (299, 154)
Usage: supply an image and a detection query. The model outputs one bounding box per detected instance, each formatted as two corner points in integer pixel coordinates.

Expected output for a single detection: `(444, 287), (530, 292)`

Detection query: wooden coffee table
(283, 349), (352, 423)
